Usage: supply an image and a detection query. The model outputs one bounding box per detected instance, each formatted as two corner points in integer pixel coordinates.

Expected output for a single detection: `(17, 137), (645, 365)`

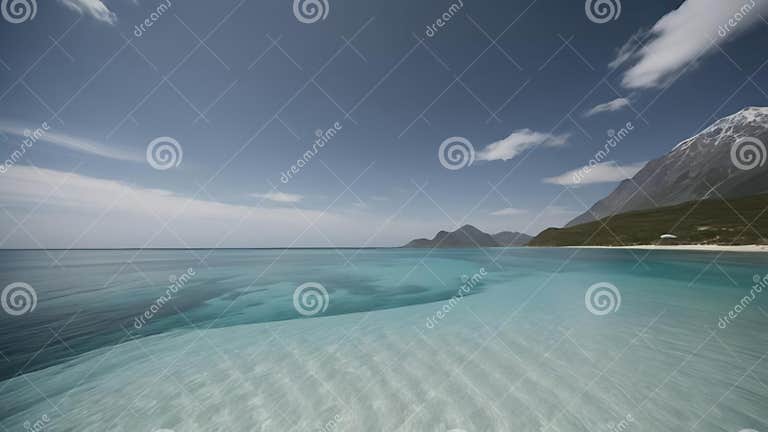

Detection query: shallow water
(0, 248), (766, 431)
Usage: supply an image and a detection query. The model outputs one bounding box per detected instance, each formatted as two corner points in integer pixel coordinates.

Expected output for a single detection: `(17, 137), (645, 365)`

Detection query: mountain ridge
(402, 225), (531, 248)
(567, 106), (768, 226)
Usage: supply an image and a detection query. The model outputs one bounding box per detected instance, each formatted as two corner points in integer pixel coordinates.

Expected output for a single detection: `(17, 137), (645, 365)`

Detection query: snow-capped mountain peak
(672, 106), (768, 152)
(567, 106), (768, 227)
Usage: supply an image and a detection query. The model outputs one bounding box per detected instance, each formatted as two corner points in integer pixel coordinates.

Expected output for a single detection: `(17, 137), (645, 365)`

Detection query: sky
(0, 0), (767, 248)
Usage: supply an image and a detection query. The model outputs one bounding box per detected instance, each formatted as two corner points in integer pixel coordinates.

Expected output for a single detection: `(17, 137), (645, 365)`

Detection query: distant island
(402, 225), (532, 248)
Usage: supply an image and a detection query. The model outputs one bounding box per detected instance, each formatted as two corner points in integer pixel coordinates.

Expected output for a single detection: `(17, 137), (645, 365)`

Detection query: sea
(0, 248), (766, 431)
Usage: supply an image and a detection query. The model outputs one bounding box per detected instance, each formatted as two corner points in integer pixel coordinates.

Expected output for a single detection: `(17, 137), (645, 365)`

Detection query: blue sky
(1, 0), (767, 247)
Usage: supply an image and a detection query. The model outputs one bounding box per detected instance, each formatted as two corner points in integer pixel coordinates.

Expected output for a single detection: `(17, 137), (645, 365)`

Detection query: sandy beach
(565, 244), (768, 252)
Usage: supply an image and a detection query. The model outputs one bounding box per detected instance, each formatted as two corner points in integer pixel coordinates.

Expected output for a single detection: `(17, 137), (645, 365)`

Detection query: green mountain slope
(528, 193), (768, 246)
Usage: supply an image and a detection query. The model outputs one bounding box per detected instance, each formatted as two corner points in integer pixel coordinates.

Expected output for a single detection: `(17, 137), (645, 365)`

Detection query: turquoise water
(0, 248), (766, 431)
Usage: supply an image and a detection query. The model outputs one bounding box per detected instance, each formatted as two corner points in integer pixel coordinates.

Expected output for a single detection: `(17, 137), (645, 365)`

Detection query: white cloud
(59, 0), (117, 25)
(0, 166), (442, 248)
(0, 121), (142, 162)
(251, 192), (303, 203)
(609, 29), (646, 70)
(490, 207), (527, 216)
(615, 0), (768, 89)
(0, 166), (346, 248)
(543, 161), (647, 186)
(541, 205), (580, 215)
(477, 129), (569, 161)
(585, 98), (631, 117)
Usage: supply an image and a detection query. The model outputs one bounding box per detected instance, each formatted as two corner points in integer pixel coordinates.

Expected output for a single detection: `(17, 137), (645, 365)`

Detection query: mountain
(529, 193), (768, 246)
(567, 106), (768, 227)
(403, 225), (500, 248)
(492, 231), (533, 246)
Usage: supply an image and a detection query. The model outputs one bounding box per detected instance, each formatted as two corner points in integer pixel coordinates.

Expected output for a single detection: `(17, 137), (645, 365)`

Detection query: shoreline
(563, 244), (768, 252)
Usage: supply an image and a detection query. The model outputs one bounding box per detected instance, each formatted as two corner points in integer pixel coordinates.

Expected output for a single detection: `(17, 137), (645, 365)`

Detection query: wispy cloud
(614, 0), (768, 89)
(609, 29), (646, 70)
(543, 161), (646, 185)
(0, 166), (444, 248)
(490, 207), (527, 216)
(0, 121), (142, 162)
(585, 98), (631, 117)
(251, 192), (303, 203)
(477, 129), (569, 162)
(540, 205), (580, 215)
(0, 166), (348, 248)
(59, 0), (118, 24)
